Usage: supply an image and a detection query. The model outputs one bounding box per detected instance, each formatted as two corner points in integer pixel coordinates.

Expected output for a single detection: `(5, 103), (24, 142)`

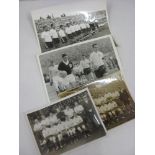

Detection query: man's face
(50, 113), (53, 117)
(63, 56), (68, 62)
(82, 55), (85, 60)
(93, 45), (98, 52)
(41, 115), (45, 119)
(45, 27), (48, 31)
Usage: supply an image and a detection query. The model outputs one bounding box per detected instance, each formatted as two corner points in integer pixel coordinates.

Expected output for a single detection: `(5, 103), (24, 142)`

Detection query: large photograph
(38, 36), (121, 102)
(59, 79), (135, 130)
(32, 0), (111, 53)
(27, 89), (106, 155)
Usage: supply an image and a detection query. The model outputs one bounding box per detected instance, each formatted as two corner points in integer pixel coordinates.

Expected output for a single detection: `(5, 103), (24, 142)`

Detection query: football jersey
(64, 109), (74, 118)
(41, 31), (52, 42)
(49, 29), (58, 38)
(33, 123), (42, 132)
(74, 105), (84, 114)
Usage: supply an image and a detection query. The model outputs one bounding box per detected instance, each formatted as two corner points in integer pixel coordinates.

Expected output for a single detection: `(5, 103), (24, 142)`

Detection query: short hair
(51, 23), (54, 27)
(62, 53), (67, 58)
(92, 43), (97, 48)
(60, 25), (63, 28)
(43, 25), (47, 29)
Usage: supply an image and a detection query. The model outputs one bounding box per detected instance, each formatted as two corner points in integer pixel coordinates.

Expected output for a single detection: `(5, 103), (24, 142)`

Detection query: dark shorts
(61, 37), (67, 43)
(53, 38), (60, 45)
(94, 65), (106, 78)
(68, 34), (73, 39)
(72, 32), (76, 37)
(83, 68), (91, 75)
(45, 42), (53, 48)
(82, 29), (87, 33)
(76, 30), (81, 35)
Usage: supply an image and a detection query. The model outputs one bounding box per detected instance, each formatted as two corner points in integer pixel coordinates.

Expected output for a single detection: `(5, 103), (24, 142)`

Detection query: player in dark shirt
(58, 54), (76, 89)
(58, 54), (73, 75)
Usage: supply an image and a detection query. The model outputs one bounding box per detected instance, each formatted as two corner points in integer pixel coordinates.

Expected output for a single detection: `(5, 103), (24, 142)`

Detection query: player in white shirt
(40, 115), (50, 127)
(111, 101), (118, 109)
(72, 63), (83, 80)
(100, 105), (106, 114)
(70, 23), (76, 37)
(58, 25), (67, 43)
(48, 112), (59, 126)
(65, 23), (73, 39)
(86, 22), (91, 32)
(74, 115), (83, 125)
(89, 43), (106, 78)
(50, 24), (60, 48)
(42, 126), (50, 139)
(52, 70), (70, 93)
(80, 22), (87, 33)
(74, 102), (84, 115)
(48, 60), (58, 85)
(64, 106), (74, 119)
(80, 55), (94, 82)
(33, 119), (44, 142)
(33, 119), (42, 132)
(74, 22), (81, 36)
(41, 26), (53, 49)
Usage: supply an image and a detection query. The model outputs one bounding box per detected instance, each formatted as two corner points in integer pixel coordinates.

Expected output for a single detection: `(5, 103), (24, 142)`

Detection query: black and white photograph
(38, 35), (121, 102)
(27, 89), (106, 155)
(32, 0), (111, 53)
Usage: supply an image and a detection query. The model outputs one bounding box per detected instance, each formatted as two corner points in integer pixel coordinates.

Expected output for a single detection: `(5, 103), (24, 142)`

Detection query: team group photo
(33, 10), (111, 53)
(27, 90), (106, 155)
(39, 36), (120, 101)
(88, 79), (135, 129)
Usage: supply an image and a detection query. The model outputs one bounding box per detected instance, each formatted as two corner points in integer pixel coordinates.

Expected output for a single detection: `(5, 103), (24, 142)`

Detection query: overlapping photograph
(59, 79), (135, 130)
(31, 0), (111, 53)
(27, 89), (106, 155)
(38, 35), (121, 102)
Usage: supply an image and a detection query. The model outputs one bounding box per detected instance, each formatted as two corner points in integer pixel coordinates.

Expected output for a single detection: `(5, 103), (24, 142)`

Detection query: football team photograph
(32, 4), (111, 53)
(27, 89), (106, 155)
(38, 36), (120, 102)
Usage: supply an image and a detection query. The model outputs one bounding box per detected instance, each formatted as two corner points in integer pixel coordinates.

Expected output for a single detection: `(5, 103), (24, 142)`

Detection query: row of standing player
(40, 21), (98, 49)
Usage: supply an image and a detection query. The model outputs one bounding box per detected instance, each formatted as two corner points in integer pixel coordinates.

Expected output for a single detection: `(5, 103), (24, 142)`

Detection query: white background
(2, 0), (155, 155)
(19, 0), (135, 155)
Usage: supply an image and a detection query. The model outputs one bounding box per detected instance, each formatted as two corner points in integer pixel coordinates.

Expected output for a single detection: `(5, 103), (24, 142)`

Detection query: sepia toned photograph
(32, 0), (111, 53)
(38, 35), (121, 102)
(27, 89), (106, 155)
(88, 79), (135, 129)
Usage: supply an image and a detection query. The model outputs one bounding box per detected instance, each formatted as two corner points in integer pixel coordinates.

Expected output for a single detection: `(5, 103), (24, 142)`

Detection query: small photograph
(58, 79), (135, 130)
(27, 89), (106, 155)
(32, 0), (111, 53)
(38, 36), (120, 102)
(88, 79), (135, 129)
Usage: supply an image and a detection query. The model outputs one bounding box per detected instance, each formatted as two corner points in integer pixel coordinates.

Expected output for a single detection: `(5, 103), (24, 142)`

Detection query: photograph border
(26, 88), (107, 155)
(37, 35), (125, 104)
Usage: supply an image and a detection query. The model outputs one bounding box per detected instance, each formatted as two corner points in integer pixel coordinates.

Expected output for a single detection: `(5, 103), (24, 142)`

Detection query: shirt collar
(63, 60), (69, 65)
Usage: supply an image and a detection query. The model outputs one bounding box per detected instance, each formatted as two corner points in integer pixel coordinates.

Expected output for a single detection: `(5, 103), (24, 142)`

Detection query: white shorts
(65, 74), (76, 83)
